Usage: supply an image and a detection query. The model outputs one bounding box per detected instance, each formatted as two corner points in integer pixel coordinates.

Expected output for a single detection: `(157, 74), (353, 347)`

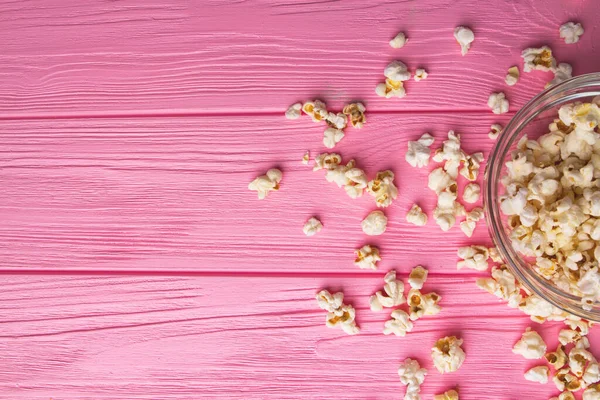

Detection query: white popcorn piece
(370, 270), (405, 311)
(522, 46), (556, 72)
(316, 289), (344, 313)
(489, 123), (504, 140)
(524, 365), (550, 384)
(406, 133), (435, 168)
(390, 32), (408, 49)
(367, 170), (399, 208)
(499, 186), (528, 215)
(556, 392), (577, 400)
(584, 362), (600, 386)
(559, 329), (585, 346)
(569, 347), (594, 378)
(398, 358), (427, 387)
(489, 247), (503, 263)
(376, 79), (406, 99)
(545, 345), (568, 369)
(303, 217), (323, 237)
(406, 204), (428, 226)
(463, 183), (481, 204)
(344, 167), (368, 199)
(362, 210), (388, 236)
(354, 245), (381, 270)
(431, 336), (466, 373)
(385, 60), (412, 82)
(313, 152), (342, 171)
(454, 26), (474, 56)
(383, 309), (413, 336)
(513, 327), (547, 359)
(434, 389), (459, 400)
(583, 385), (600, 400)
(342, 102), (366, 129)
(248, 168), (282, 199)
(560, 22), (584, 44)
(414, 68), (428, 81)
(301, 150), (310, 165)
(506, 66), (520, 86)
(519, 294), (555, 323)
(428, 168), (455, 194)
(547, 63), (573, 88)
(316, 289), (360, 335)
(457, 245), (489, 271)
(476, 265), (522, 308)
(407, 288), (441, 320)
(325, 112), (348, 130)
(285, 102), (302, 119)
(460, 152), (484, 181)
(408, 265), (428, 289)
(432, 130), (464, 165)
(302, 99), (328, 123)
(488, 92), (509, 114)
(460, 207), (484, 237)
(323, 127), (345, 149)
(554, 368), (583, 392)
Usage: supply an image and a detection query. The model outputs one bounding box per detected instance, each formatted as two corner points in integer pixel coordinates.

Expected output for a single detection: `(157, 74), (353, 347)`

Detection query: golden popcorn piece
(434, 389), (459, 400)
(342, 102), (366, 128)
(545, 345), (568, 369)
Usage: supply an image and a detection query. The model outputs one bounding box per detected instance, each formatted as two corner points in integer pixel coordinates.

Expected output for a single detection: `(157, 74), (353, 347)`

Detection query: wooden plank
(0, 0), (598, 116)
(0, 112), (501, 272)
(0, 273), (583, 399)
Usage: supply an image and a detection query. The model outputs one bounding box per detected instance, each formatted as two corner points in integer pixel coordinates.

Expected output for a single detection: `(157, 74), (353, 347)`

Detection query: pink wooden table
(1, 0), (599, 398)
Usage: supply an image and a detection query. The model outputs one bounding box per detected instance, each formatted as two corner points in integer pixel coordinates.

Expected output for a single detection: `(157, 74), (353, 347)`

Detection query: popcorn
(302, 151), (310, 165)
(434, 389), (459, 400)
(390, 32), (407, 49)
(559, 329), (585, 346)
(431, 336), (466, 373)
(463, 183), (481, 204)
(302, 99), (328, 122)
(460, 207), (484, 237)
(303, 217), (323, 237)
(512, 327), (547, 359)
(428, 168), (455, 194)
(414, 68), (428, 81)
(406, 204), (428, 226)
(370, 270), (405, 311)
(407, 288), (441, 320)
(554, 368), (582, 392)
(489, 123), (503, 140)
(367, 170), (399, 207)
(524, 365), (549, 384)
(376, 79), (406, 98)
(385, 60), (412, 82)
(522, 46), (556, 73)
(476, 265), (522, 308)
(248, 168), (282, 199)
(519, 294), (555, 323)
(342, 102), (366, 128)
(354, 245), (381, 270)
(406, 133), (435, 168)
(434, 188), (464, 231)
(323, 127), (345, 149)
(313, 153), (368, 199)
(383, 309), (413, 336)
(432, 130), (464, 166)
(506, 66), (520, 86)
(457, 245), (489, 271)
(398, 358), (427, 390)
(584, 362), (600, 386)
(488, 92), (509, 114)
(499, 186), (528, 215)
(556, 392), (576, 400)
(344, 167), (368, 198)
(316, 289), (360, 335)
(583, 385), (600, 400)
(459, 152), (484, 181)
(545, 345), (568, 369)
(285, 102), (302, 119)
(454, 26), (474, 56)
(489, 247), (503, 263)
(408, 265), (428, 289)
(560, 22), (584, 44)
(547, 63), (573, 88)
(569, 347), (594, 378)
(362, 210), (388, 236)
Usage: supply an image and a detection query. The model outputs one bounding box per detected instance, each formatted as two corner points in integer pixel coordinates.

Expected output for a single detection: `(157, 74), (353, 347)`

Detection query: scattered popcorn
(414, 68), (428, 81)
(383, 309), (414, 336)
(554, 368), (582, 392)
(560, 22), (584, 44)
(459, 152), (484, 181)
(303, 217), (323, 237)
(522, 46), (556, 72)
(367, 170), (399, 208)
(428, 168), (455, 194)
(354, 245), (381, 270)
(370, 270), (405, 311)
(547, 63), (573, 88)
(316, 289), (360, 335)
(545, 345), (568, 369)
(460, 207), (484, 237)
(302, 150), (310, 165)
(488, 92), (509, 114)
(555, 392), (576, 400)
(398, 358), (427, 399)
(323, 127), (345, 149)
(376, 79), (406, 98)
(434, 389), (459, 400)
(506, 66), (520, 86)
(390, 32), (408, 49)
(463, 183), (481, 204)
(431, 336), (466, 373)
(248, 168), (282, 199)
(524, 365), (550, 384)
(362, 210), (388, 236)
(407, 288), (441, 320)
(583, 385), (600, 400)
(342, 102), (366, 128)
(489, 247), (503, 263)
(519, 294), (555, 323)
(285, 102), (302, 119)
(406, 133), (435, 168)
(408, 265), (428, 289)
(406, 204), (428, 226)
(568, 347), (594, 378)
(489, 123), (503, 140)
(313, 153), (368, 199)
(476, 265), (522, 308)
(385, 60), (412, 82)
(559, 329), (585, 346)
(454, 26), (474, 56)
(302, 99), (329, 122)
(457, 245), (489, 271)
(513, 327), (547, 359)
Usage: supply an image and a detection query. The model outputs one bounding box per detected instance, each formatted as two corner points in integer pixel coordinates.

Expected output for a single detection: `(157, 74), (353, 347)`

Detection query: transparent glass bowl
(485, 73), (600, 321)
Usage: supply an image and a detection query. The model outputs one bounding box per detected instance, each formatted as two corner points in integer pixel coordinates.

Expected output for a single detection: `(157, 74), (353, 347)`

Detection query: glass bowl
(485, 72), (600, 321)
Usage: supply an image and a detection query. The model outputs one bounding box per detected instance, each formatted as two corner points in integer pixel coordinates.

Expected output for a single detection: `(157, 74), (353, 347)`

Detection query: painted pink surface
(0, 0), (599, 399)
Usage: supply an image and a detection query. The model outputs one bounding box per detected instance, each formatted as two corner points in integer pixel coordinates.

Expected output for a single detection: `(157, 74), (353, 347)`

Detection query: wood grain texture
(0, 113), (502, 272)
(0, 274), (586, 399)
(0, 0), (599, 116)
